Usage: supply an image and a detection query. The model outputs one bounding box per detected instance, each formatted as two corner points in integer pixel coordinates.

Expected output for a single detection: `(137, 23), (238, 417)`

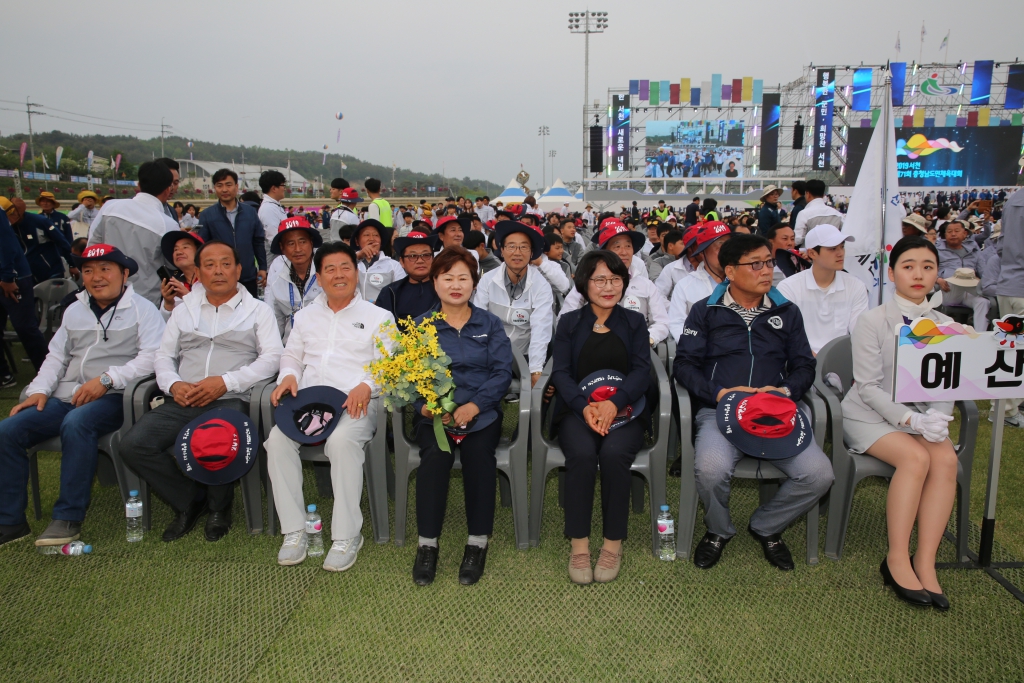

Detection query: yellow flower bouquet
(368, 312), (458, 452)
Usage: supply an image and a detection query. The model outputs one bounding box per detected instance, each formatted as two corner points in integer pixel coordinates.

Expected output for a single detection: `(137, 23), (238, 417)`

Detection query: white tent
(538, 178), (576, 204)
(493, 178), (527, 204)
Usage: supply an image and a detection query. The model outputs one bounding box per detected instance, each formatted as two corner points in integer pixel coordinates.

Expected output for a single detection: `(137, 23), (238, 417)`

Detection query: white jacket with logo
(667, 262), (718, 342)
(26, 283), (165, 402)
(357, 255), (406, 304)
(155, 283), (283, 400)
(473, 263), (554, 373)
(278, 292), (395, 395)
(264, 258), (324, 343)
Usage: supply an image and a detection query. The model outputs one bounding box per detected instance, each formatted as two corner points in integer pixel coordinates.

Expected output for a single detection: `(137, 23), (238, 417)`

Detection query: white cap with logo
(805, 224), (856, 250)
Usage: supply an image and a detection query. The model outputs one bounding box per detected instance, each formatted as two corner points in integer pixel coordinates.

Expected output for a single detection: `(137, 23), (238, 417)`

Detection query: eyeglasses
(735, 258), (777, 271)
(402, 253), (432, 262)
(503, 244), (532, 253)
(590, 277), (624, 288)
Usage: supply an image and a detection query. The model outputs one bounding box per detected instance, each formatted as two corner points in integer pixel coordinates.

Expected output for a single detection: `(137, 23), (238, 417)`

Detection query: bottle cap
(129, 490), (139, 497)
(307, 504), (317, 513)
(83, 545), (93, 553)
(660, 504), (670, 511)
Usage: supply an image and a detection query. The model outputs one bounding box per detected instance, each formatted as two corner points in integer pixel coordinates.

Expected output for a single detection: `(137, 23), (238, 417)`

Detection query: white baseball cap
(805, 224), (856, 250)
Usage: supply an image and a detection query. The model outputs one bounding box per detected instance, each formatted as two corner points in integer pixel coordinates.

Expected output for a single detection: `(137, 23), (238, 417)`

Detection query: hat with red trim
(73, 243), (139, 275)
(270, 215), (324, 255)
(174, 408), (257, 485)
(716, 391), (812, 460)
(433, 215), (462, 235)
(593, 218), (646, 253)
(274, 386), (348, 446)
(350, 218), (388, 249)
(575, 369), (646, 431)
(161, 230), (205, 264)
(338, 188), (361, 203)
(692, 221), (732, 256)
(494, 221), (544, 260)
(393, 230), (438, 257)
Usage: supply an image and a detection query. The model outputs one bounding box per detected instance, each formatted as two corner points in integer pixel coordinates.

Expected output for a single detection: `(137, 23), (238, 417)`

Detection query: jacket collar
(75, 282), (137, 310)
(180, 283), (258, 331)
(312, 290), (363, 313)
(707, 280), (788, 308)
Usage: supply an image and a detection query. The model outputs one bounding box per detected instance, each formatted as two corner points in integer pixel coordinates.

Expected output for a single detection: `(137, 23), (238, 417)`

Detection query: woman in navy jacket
(550, 250), (651, 585)
(412, 246), (513, 588)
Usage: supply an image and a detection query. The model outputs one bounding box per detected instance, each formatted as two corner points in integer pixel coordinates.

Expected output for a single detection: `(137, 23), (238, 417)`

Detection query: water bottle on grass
(126, 490), (144, 543)
(657, 505), (675, 561)
(306, 504), (324, 557)
(39, 541), (92, 556)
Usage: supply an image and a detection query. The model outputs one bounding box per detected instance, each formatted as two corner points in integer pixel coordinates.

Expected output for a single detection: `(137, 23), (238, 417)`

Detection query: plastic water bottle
(657, 505), (675, 561)
(305, 504), (324, 557)
(39, 541), (92, 556)
(126, 490), (144, 543)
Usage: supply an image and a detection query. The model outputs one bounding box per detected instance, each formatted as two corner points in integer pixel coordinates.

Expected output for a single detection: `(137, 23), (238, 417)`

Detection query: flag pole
(879, 76), (891, 306)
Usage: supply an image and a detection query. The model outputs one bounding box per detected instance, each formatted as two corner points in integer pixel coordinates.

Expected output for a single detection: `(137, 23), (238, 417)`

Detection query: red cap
(682, 225), (702, 248)
(277, 216), (312, 233)
(599, 216), (622, 231)
(434, 216), (460, 231)
(735, 393), (797, 439)
(189, 418), (240, 472)
(596, 219), (630, 246)
(339, 188), (360, 202)
(693, 222), (731, 253)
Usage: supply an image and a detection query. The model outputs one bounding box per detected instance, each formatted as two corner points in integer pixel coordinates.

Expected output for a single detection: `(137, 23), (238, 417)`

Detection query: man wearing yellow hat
(35, 191), (73, 245)
(0, 202), (49, 386)
(68, 190), (101, 235)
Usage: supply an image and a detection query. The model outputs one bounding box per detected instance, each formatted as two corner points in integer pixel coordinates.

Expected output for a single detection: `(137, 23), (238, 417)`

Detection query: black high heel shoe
(880, 558), (932, 607)
(911, 555), (950, 612)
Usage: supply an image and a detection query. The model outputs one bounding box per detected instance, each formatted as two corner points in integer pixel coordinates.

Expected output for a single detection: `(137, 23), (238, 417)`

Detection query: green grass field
(1, 347), (1023, 682)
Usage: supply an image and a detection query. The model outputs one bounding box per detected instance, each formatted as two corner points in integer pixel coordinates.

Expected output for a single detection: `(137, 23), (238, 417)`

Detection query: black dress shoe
(911, 555), (950, 611)
(879, 558), (932, 607)
(413, 544), (439, 586)
(748, 525), (794, 571)
(162, 500), (207, 542)
(204, 509), (232, 542)
(459, 545), (487, 585)
(693, 532), (730, 569)
(0, 522), (32, 547)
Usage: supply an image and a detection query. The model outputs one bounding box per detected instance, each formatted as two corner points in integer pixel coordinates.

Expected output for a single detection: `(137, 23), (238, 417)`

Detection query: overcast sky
(1, 0), (1018, 185)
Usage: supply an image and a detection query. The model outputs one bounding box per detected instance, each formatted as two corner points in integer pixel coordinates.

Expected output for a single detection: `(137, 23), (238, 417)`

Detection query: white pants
(944, 286), (990, 331)
(265, 399), (378, 540)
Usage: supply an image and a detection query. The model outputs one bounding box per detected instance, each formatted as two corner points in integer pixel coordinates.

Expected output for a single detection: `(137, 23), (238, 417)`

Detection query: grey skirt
(842, 417), (920, 455)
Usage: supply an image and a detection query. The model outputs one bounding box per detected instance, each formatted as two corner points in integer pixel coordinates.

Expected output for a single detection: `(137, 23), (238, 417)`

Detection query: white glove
(923, 408), (955, 440)
(908, 410), (952, 443)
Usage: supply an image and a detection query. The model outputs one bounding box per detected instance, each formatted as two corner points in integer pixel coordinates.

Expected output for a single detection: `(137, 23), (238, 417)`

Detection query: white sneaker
(277, 531), (307, 566)
(1005, 414), (1024, 429)
(322, 535), (364, 572)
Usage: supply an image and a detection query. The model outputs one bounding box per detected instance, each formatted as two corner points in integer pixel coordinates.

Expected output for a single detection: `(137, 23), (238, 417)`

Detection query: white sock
(467, 534), (488, 549)
(418, 536), (438, 548)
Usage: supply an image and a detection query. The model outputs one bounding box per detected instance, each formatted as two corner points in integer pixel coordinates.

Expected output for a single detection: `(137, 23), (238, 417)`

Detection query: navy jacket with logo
(195, 201), (268, 283)
(12, 211), (73, 283)
(673, 281), (816, 411)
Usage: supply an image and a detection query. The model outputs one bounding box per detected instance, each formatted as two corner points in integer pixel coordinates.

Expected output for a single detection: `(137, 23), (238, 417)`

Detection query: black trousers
(415, 418), (502, 539)
(240, 279), (258, 297)
(120, 398), (246, 514)
(559, 415), (644, 541)
(0, 276), (47, 375)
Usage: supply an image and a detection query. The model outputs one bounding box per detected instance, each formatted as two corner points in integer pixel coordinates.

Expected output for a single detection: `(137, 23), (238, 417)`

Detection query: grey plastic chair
(675, 381), (828, 565)
(813, 335), (977, 561)
(24, 374), (154, 523)
(261, 381), (390, 544)
(119, 377), (275, 535)
(392, 347), (531, 550)
(529, 348), (672, 556)
(33, 278), (78, 336)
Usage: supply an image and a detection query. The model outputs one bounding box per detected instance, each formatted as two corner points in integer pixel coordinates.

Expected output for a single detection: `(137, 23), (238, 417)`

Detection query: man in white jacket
(264, 216), (324, 342)
(120, 241), (283, 544)
(0, 245), (164, 548)
(266, 242), (394, 571)
(668, 223), (731, 341)
(793, 179), (844, 246)
(473, 222), (555, 387)
(258, 170), (288, 266)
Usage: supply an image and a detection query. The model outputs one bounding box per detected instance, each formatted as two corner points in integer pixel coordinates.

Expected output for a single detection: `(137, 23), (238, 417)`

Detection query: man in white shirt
(777, 225), (869, 354)
(655, 224), (702, 298)
(258, 170), (288, 265)
(793, 179), (844, 246)
(668, 223), (731, 341)
(265, 242), (394, 570)
(329, 185), (361, 242)
(475, 197), (495, 225)
(120, 241), (283, 543)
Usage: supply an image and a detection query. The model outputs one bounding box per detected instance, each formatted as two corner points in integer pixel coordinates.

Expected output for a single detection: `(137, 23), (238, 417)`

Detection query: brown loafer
(593, 547), (623, 583)
(569, 552), (593, 585)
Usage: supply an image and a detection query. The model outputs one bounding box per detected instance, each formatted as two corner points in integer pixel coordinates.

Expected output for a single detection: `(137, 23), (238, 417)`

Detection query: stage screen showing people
(644, 120), (746, 178)
(846, 125), (1024, 187)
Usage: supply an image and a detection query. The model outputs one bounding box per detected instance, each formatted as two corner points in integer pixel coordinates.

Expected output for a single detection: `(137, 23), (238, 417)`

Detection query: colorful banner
(852, 68), (873, 111)
(970, 60), (994, 105)
(711, 74), (722, 107)
(19, 142), (27, 166)
(813, 68), (836, 171)
(55, 146), (64, 170)
(890, 62), (907, 106)
(87, 150), (94, 171)
(1005, 64), (1024, 109)
(760, 93), (781, 171)
(610, 94), (630, 174)
(114, 154), (122, 171)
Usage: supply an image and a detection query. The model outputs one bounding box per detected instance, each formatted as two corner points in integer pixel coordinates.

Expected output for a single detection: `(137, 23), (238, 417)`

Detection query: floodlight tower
(569, 11), (609, 184)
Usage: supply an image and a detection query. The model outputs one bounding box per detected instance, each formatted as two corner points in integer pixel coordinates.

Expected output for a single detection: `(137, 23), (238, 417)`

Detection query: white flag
(895, 32), (901, 53)
(41, 152), (49, 170)
(843, 85), (906, 305)
(939, 31), (949, 50)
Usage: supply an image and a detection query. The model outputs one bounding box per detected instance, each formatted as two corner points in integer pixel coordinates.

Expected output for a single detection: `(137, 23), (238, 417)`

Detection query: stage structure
(582, 61), (1023, 201)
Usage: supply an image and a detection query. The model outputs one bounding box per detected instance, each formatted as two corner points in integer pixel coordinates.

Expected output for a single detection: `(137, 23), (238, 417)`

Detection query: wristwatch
(100, 372), (114, 390)
(779, 386), (792, 397)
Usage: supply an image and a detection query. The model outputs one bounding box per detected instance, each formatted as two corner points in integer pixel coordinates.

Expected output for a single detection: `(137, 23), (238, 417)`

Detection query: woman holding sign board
(841, 236), (960, 611)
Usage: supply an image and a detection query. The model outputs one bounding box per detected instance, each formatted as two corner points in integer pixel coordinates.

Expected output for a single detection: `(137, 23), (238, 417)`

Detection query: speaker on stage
(589, 126), (604, 173)
(792, 118), (805, 150)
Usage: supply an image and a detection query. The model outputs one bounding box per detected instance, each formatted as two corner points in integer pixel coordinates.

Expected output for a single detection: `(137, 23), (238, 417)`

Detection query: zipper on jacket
(204, 305), (219, 378)
(79, 324), (103, 384)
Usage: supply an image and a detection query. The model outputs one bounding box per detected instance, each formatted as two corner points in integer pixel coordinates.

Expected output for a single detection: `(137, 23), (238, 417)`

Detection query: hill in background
(0, 131), (504, 198)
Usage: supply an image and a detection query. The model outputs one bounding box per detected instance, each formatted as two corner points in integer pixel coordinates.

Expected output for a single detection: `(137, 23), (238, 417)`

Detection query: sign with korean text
(893, 316), (1024, 402)
(812, 68), (835, 171)
(610, 94), (631, 174)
